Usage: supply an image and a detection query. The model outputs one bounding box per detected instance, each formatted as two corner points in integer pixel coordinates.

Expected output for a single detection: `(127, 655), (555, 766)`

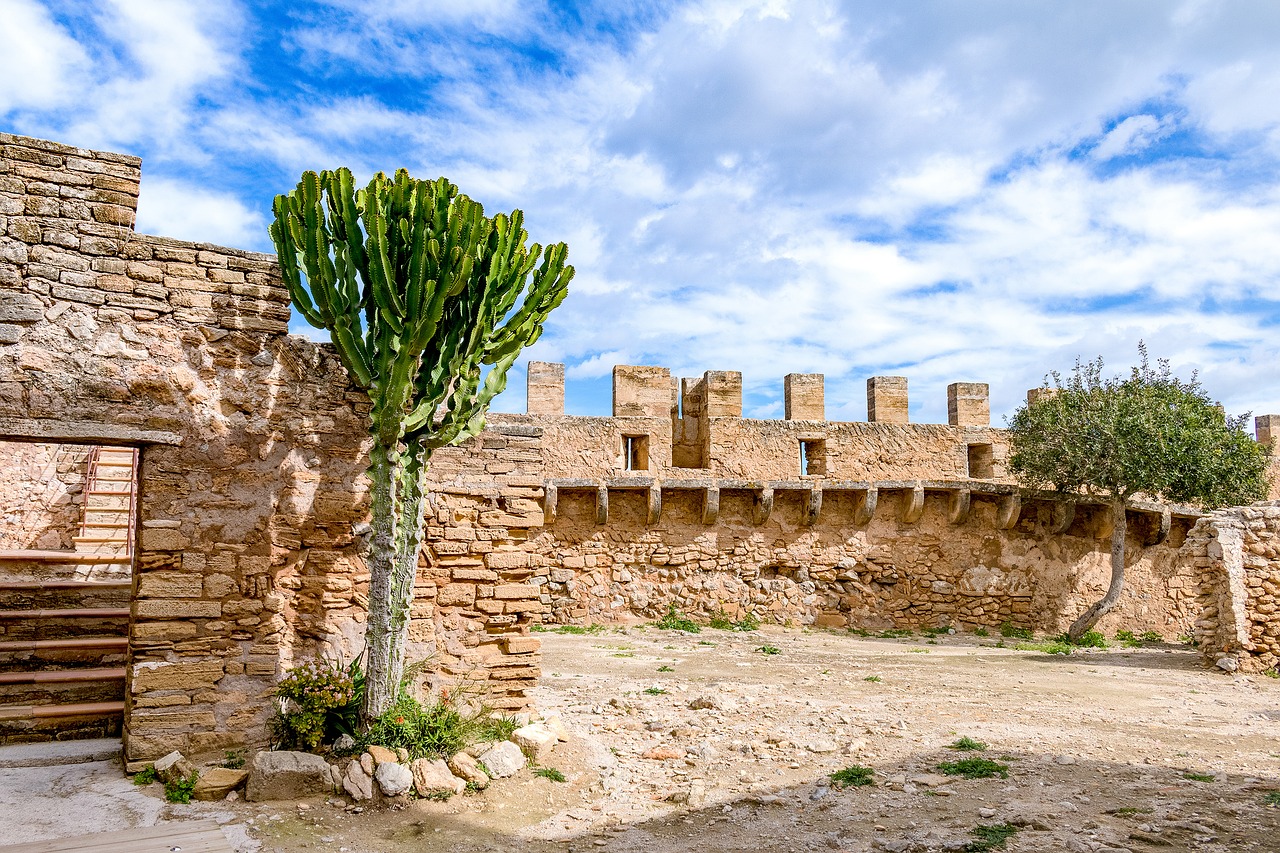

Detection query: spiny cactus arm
(268, 199), (325, 328)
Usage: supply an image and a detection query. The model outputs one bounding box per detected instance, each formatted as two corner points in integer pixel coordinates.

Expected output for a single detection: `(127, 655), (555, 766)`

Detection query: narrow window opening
(800, 439), (827, 477)
(967, 443), (994, 479)
(624, 434), (649, 471)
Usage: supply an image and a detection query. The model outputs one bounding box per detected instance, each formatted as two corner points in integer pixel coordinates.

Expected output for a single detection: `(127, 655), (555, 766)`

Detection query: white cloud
(0, 0), (90, 112)
(1093, 115), (1168, 160)
(134, 177), (265, 249)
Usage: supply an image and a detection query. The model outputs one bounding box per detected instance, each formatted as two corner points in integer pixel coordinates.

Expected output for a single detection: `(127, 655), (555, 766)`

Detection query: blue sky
(5, 0), (1280, 425)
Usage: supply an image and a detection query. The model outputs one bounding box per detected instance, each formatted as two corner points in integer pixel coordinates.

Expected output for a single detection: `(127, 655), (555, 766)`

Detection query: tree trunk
(1067, 499), (1127, 641)
(361, 441), (429, 722)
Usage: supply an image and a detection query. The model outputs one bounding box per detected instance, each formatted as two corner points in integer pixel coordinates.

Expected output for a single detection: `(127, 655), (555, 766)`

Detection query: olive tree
(271, 169), (571, 720)
(1007, 346), (1269, 640)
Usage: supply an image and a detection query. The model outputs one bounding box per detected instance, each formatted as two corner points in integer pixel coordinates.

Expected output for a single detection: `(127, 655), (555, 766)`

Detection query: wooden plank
(0, 820), (232, 853)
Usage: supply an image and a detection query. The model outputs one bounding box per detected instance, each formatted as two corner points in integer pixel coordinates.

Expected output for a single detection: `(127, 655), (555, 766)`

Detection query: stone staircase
(0, 446), (136, 743)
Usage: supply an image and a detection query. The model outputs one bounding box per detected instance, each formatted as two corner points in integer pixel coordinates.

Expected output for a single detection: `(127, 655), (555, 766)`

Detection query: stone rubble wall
(0, 133), (540, 764)
(1187, 502), (1280, 673)
(2, 131), (1275, 766)
(0, 440), (89, 551)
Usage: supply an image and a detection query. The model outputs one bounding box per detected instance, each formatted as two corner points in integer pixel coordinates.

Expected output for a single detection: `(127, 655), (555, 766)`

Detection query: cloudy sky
(4, 0), (1280, 425)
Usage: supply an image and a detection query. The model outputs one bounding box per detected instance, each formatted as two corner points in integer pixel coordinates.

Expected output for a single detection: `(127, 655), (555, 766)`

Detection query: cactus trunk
(362, 440), (430, 721)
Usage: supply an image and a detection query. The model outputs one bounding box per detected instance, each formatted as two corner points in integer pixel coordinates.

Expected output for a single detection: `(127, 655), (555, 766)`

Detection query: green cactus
(271, 169), (572, 721)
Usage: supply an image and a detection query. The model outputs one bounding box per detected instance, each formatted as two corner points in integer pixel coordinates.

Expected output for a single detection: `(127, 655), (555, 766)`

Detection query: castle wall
(0, 440), (90, 551)
(3, 131), (1277, 766)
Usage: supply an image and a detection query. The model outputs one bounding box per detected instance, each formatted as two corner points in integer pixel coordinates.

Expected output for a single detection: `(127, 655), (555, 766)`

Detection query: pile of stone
(234, 715), (568, 803)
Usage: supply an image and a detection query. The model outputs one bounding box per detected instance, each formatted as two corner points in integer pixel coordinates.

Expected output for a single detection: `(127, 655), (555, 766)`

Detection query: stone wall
(0, 132), (541, 765)
(0, 440), (89, 550)
(3, 131), (1277, 766)
(1186, 502), (1280, 673)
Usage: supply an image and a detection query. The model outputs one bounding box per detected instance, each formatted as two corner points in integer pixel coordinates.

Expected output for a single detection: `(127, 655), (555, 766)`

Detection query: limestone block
(366, 745), (398, 765)
(246, 750), (335, 802)
(494, 583), (538, 600)
(477, 741), (525, 778)
(437, 583), (476, 607)
(374, 762), (413, 797)
(438, 751), (481, 785)
(131, 660), (224, 693)
(410, 758), (466, 797)
(137, 571), (203, 599)
(192, 767), (248, 801)
(511, 723), (557, 762)
(153, 751), (195, 784)
(135, 599), (221, 619)
(342, 760), (374, 801)
(503, 635), (541, 655)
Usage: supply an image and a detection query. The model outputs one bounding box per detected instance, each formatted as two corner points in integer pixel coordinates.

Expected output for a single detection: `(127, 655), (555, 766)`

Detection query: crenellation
(784, 372), (824, 420)
(947, 382), (990, 427)
(867, 375), (908, 423)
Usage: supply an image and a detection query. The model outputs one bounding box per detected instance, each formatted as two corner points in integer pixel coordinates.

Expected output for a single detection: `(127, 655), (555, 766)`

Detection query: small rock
(367, 745), (398, 766)
(1216, 656), (1239, 672)
(410, 758), (466, 798)
(512, 723), (558, 762)
(542, 714), (571, 742)
(806, 739), (839, 754)
(374, 762), (413, 797)
(333, 735), (356, 752)
(641, 746), (685, 761)
(979, 808), (997, 818)
(342, 761), (374, 801)
(246, 751), (336, 802)
(448, 752), (490, 789)
(193, 768), (249, 801)
(908, 773), (949, 788)
(154, 751), (196, 784)
(395, 747), (410, 763)
(359, 753), (375, 776)
(478, 741), (526, 779)
(1055, 755), (1077, 765)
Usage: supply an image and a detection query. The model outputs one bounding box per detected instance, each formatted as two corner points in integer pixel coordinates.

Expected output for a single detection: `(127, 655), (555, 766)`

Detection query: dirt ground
(231, 625), (1280, 853)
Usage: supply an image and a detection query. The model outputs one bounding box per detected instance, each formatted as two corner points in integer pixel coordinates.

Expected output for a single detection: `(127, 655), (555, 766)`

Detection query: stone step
(0, 581), (130, 611)
(0, 551), (130, 565)
(0, 609), (130, 642)
(0, 637), (129, 673)
(0, 700), (124, 745)
(0, 668), (125, 706)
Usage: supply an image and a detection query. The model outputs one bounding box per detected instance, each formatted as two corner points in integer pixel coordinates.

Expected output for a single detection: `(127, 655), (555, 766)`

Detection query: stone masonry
(4, 132), (1280, 764)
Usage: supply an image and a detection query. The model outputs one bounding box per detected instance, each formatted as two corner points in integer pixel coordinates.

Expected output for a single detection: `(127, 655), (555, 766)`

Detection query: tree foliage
(270, 168), (572, 720)
(1007, 345), (1269, 638)
(1008, 345), (1268, 509)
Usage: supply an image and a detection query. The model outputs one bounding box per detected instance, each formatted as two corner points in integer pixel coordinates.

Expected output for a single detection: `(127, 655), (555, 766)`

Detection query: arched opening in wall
(967, 443), (994, 479)
(0, 439), (139, 745)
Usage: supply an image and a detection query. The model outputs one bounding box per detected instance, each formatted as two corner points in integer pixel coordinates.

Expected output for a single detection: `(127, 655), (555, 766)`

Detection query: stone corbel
(948, 488), (971, 525)
(996, 494), (1021, 530)
(595, 485), (608, 525)
(702, 486), (720, 525)
(899, 482), (925, 524)
(647, 484), (662, 526)
(803, 486), (823, 527)
(1050, 502), (1075, 534)
(854, 487), (878, 526)
(543, 484), (558, 525)
(1144, 507), (1172, 546)
(752, 487), (774, 526)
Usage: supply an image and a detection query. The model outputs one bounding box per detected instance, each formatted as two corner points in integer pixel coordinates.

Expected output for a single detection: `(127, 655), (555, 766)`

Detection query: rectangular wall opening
(967, 443), (994, 479)
(624, 434), (650, 471)
(800, 439), (827, 477)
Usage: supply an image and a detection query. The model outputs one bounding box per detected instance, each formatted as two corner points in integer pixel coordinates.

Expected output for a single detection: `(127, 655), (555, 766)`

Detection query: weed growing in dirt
(848, 627), (872, 637)
(948, 736), (987, 751)
(222, 749), (246, 769)
(972, 627), (990, 637)
(709, 611), (761, 632)
(964, 823), (1019, 851)
(1183, 771), (1215, 783)
(1265, 668), (1280, 679)
(132, 766), (156, 785)
(878, 628), (913, 639)
(360, 695), (514, 761)
(643, 687), (666, 695)
(1115, 630), (1141, 647)
(908, 647), (930, 653)
(1062, 630), (1107, 649)
(657, 665), (674, 672)
(533, 767), (567, 782)
(1012, 640), (1073, 655)
(829, 765), (875, 788)
(164, 771), (199, 804)
(612, 652), (635, 658)
(863, 675), (881, 683)
(1263, 791), (1280, 806)
(654, 605), (701, 633)
(697, 640), (716, 646)
(533, 623), (608, 635)
(922, 625), (952, 637)
(999, 622), (1033, 640)
(937, 758), (1009, 779)
(421, 789), (453, 801)
(757, 645), (782, 656)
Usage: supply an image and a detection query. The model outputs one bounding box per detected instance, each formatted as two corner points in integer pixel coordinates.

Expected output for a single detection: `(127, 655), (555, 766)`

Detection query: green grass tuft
(948, 736), (987, 751)
(657, 665), (674, 672)
(756, 645), (781, 656)
(878, 628), (913, 639)
(163, 771), (199, 804)
(643, 687), (666, 695)
(937, 758), (1009, 779)
(829, 764), (875, 788)
(999, 622), (1033, 640)
(132, 765), (157, 785)
(972, 627), (990, 637)
(533, 766), (567, 782)
(1263, 791), (1280, 806)
(1013, 640), (1073, 655)
(654, 605), (701, 633)
(863, 675), (881, 683)
(1183, 771), (1215, 783)
(965, 823), (1020, 852)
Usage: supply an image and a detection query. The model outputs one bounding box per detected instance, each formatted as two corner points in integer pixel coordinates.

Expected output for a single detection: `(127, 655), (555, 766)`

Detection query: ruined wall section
(1186, 502), (1280, 673)
(0, 440), (89, 551)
